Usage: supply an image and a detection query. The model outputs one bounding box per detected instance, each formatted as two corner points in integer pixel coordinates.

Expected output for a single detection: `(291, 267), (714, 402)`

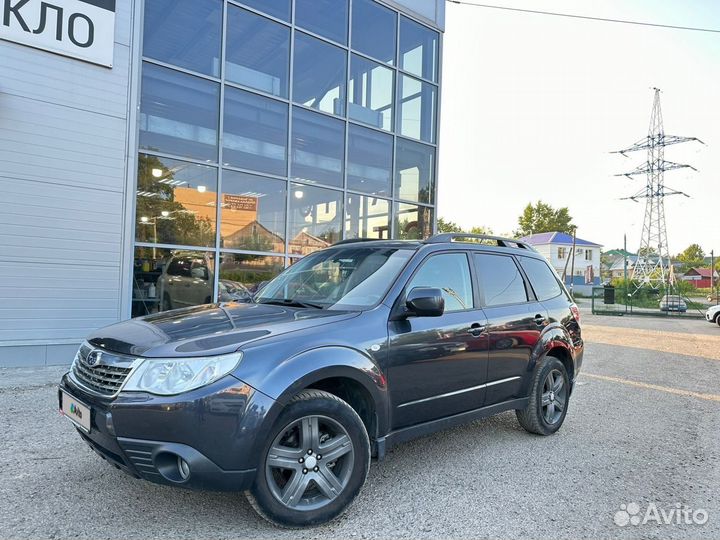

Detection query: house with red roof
(681, 267), (718, 288)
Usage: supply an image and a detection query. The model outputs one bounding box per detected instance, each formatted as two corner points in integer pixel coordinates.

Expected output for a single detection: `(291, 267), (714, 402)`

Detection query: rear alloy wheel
(516, 356), (570, 435)
(247, 390), (370, 527)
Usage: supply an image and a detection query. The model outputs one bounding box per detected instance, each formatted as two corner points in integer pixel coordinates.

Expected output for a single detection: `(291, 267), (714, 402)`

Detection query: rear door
(387, 251), (489, 429)
(473, 252), (548, 405)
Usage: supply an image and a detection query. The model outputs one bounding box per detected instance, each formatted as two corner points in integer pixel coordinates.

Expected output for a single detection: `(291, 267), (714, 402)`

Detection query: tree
(436, 217), (494, 236)
(676, 244), (705, 266)
(515, 201), (575, 237)
(437, 217), (463, 233)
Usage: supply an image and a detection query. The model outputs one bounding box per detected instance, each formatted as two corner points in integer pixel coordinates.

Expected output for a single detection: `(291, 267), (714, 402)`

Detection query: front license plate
(60, 390), (91, 433)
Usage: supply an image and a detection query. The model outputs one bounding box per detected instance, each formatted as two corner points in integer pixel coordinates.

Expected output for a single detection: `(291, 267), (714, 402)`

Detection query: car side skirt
(374, 397), (529, 460)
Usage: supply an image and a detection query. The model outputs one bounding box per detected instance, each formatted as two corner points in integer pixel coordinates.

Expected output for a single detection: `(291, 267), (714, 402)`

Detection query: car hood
(87, 302), (359, 358)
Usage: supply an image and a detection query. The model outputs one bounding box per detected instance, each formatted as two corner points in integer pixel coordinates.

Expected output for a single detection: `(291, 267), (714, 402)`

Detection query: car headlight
(122, 352), (242, 395)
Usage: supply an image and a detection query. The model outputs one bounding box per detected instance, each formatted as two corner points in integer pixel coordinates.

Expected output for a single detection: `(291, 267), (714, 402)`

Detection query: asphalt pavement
(1, 314), (719, 539)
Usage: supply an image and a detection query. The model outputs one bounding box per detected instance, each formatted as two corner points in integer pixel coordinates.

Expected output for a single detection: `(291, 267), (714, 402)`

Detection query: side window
(474, 253), (528, 306)
(406, 253), (474, 312)
(519, 256), (563, 301)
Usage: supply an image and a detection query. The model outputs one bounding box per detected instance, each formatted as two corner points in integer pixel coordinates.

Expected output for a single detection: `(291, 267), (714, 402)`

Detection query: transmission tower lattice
(613, 88), (703, 292)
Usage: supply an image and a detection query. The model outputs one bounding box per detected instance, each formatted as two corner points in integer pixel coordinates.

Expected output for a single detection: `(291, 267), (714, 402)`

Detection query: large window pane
(291, 108), (345, 187)
(352, 0), (396, 64)
(407, 254), (474, 311)
(289, 184), (342, 254)
(226, 6), (290, 97)
(349, 55), (394, 131)
(295, 0), (348, 44)
(239, 0), (290, 21)
(219, 253), (285, 300)
(223, 87), (288, 176)
(345, 195), (390, 240)
(394, 203), (433, 240)
(475, 253), (528, 306)
(399, 75), (436, 143)
(136, 154), (218, 247)
(399, 16), (439, 82)
(220, 171), (286, 253)
(395, 138), (435, 204)
(143, 0), (222, 77)
(347, 124), (392, 196)
(293, 33), (347, 116)
(132, 247), (216, 317)
(140, 63), (219, 162)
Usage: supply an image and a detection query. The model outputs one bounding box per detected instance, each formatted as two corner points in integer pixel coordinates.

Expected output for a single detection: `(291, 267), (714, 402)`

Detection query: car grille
(72, 343), (134, 396)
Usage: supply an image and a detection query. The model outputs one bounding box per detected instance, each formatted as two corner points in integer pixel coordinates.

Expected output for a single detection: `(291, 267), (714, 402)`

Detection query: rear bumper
(58, 372), (277, 491)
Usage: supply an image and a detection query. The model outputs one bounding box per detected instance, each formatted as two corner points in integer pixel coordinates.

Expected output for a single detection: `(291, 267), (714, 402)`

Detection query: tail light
(570, 303), (581, 323)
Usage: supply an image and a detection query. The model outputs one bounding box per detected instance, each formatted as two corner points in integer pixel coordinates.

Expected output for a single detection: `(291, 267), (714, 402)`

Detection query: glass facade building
(133, 0), (442, 315)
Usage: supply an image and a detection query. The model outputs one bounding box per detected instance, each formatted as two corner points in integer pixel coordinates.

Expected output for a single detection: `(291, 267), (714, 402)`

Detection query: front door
(473, 252), (546, 405)
(388, 252), (489, 429)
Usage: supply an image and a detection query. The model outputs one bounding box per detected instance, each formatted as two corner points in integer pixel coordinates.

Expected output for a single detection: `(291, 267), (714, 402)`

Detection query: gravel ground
(1, 316), (719, 539)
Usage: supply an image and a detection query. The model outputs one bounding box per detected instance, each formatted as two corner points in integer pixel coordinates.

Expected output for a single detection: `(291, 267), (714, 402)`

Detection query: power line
(446, 0), (720, 34)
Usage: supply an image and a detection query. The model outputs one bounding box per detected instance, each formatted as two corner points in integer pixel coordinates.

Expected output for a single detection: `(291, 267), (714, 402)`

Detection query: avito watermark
(614, 502), (709, 527)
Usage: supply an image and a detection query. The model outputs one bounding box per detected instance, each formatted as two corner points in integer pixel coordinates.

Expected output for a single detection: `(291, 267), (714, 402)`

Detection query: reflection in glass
(289, 184), (342, 255)
(293, 33), (347, 116)
(223, 86), (288, 176)
(135, 154), (217, 247)
(220, 171), (286, 253)
(347, 124), (392, 196)
(226, 6), (290, 97)
(352, 0), (396, 64)
(399, 75), (436, 143)
(291, 108), (345, 187)
(132, 247), (215, 317)
(349, 55), (394, 131)
(399, 16), (439, 82)
(140, 63), (220, 162)
(219, 253), (285, 298)
(143, 0), (222, 77)
(345, 195), (390, 240)
(394, 202), (433, 240)
(295, 0), (348, 44)
(395, 138), (435, 204)
(239, 0), (290, 21)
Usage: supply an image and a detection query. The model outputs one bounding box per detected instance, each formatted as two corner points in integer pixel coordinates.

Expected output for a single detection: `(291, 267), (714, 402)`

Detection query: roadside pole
(623, 233), (628, 313)
(569, 228), (577, 298)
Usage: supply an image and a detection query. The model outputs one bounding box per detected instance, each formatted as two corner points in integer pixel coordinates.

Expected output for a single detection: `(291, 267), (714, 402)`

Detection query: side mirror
(191, 267), (208, 280)
(406, 287), (445, 317)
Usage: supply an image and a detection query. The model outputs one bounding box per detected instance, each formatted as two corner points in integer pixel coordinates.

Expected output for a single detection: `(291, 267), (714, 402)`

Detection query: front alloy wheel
(265, 415), (354, 510)
(247, 390), (370, 527)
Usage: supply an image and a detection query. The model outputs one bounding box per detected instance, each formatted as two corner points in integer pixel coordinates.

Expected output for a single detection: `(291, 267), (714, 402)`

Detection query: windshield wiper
(257, 298), (325, 310)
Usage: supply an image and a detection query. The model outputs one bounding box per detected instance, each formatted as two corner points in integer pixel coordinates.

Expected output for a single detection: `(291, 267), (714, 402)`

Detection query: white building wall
(0, 1), (137, 366)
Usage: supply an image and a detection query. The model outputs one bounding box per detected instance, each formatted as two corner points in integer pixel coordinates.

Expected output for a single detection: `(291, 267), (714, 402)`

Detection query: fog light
(178, 456), (190, 480)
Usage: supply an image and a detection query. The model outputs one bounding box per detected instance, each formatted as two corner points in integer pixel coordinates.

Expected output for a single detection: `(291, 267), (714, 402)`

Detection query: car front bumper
(58, 372), (277, 491)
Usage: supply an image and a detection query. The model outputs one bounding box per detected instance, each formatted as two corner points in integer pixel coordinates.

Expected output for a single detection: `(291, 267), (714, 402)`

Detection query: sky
(438, 0), (720, 256)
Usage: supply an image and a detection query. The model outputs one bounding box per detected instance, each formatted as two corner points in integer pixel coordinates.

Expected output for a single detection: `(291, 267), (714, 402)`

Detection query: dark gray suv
(58, 234), (584, 527)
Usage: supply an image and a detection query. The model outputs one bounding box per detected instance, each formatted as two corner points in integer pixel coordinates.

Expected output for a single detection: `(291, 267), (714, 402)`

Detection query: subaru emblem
(86, 350), (102, 367)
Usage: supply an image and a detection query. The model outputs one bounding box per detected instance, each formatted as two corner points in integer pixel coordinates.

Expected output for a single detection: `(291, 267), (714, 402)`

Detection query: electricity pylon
(613, 88), (703, 292)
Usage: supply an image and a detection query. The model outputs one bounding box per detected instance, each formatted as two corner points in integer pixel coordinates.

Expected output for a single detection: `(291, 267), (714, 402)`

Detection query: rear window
(519, 256), (563, 301)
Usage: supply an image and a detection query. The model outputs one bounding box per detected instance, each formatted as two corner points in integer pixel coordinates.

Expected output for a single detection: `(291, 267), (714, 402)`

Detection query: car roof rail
(331, 238), (383, 246)
(424, 233), (536, 251)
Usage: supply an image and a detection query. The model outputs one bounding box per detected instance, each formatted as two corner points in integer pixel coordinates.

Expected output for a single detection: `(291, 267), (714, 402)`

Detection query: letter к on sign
(1, 0), (115, 67)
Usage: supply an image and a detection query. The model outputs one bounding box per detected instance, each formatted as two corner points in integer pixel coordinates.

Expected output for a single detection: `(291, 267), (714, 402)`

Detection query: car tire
(246, 390), (370, 528)
(716, 314), (720, 328)
(516, 356), (570, 436)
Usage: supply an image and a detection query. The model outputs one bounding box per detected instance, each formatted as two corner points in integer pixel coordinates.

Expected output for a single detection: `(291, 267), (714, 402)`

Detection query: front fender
(237, 346), (390, 462)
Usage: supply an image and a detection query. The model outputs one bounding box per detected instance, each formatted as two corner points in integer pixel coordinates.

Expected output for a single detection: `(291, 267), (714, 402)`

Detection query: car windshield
(255, 246), (414, 310)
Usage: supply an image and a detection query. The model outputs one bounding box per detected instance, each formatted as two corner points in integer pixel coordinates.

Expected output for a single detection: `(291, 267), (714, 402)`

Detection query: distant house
(520, 232), (603, 294)
(682, 267), (718, 288)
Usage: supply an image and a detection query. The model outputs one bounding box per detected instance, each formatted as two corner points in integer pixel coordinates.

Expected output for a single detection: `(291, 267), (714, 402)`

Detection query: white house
(520, 232), (603, 295)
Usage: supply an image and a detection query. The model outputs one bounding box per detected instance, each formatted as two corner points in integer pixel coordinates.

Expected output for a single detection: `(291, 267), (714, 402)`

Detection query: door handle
(468, 322), (486, 337)
(533, 314), (546, 326)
